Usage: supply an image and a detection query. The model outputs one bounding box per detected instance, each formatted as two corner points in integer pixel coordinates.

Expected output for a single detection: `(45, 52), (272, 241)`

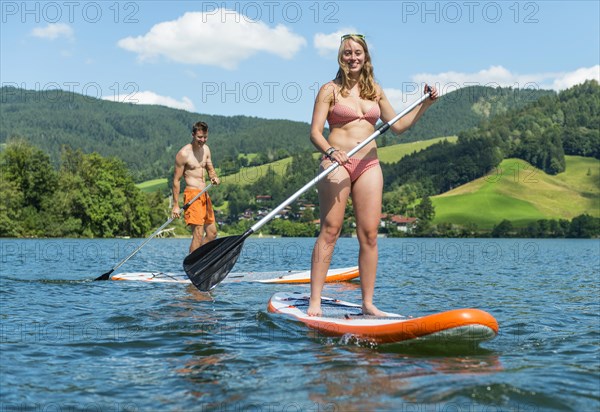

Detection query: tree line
(490, 215), (600, 238)
(1, 139), (597, 238)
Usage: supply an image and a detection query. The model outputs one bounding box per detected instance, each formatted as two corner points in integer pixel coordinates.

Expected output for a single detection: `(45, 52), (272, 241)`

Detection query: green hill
(221, 156), (295, 187)
(432, 156), (600, 229)
(138, 136), (457, 190)
(383, 81), (599, 199)
(0, 85), (552, 182)
(377, 136), (458, 163)
(398, 85), (555, 143)
(0, 87), (312, 182)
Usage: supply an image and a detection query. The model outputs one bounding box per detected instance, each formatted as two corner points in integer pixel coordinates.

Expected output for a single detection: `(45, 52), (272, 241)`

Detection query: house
(381, 214), (418, 233)
(239, 208), (254, 220)
(256, 195), (272, 203)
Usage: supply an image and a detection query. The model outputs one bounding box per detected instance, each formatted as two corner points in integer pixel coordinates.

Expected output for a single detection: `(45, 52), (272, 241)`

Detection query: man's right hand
(172, 206), (181, 219)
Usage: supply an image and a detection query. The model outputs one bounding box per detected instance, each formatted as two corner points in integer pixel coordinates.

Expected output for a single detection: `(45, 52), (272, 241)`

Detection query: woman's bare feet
(362, 303), (387, 317)
(307, 297), (322, 316)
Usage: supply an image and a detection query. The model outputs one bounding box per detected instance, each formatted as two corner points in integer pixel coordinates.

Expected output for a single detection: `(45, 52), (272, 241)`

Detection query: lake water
(1, 237), (598, 411)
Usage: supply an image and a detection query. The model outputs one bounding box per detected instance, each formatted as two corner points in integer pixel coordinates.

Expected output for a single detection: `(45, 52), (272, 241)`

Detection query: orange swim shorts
(183, 187), (215, 226)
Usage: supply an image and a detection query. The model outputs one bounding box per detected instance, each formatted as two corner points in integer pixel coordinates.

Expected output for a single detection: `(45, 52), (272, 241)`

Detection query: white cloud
(383, 84), (438, 112)
(117, 10), (306, 69)
(551, 65), (600, 90)
(382, 88), (408, 112)
(103, 91), (195, 112)
(384, 65), (600, 110)
(410, 65), (600, 95)
(31, 23), (74, 41)
(314, 28), (358, 57)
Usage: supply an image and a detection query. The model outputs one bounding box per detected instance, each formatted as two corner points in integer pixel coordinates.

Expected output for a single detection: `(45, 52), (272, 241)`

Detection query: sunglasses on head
(341, 34), (365, 42)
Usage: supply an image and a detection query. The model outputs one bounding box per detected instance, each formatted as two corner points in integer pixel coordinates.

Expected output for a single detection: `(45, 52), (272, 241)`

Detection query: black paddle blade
(94, 269), (114, 281)
(183, 235), (246, 291)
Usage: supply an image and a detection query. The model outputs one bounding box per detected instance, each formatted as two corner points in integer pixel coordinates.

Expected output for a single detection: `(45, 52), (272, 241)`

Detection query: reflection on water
(183, 284), (217, 303)
(306, 348), (503, 410)
(324, 279), (362, 293)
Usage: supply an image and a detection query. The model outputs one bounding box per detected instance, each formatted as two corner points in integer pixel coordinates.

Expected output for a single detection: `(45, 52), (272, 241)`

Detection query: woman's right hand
(328, 149), (349, 165)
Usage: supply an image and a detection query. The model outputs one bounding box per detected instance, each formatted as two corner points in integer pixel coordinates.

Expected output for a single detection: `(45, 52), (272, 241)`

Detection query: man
(172, 121), (220, 253)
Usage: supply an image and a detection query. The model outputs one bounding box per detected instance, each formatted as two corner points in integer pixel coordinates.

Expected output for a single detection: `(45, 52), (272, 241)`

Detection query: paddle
(94, 183), (213, 281)
(184, 90), (433, 291)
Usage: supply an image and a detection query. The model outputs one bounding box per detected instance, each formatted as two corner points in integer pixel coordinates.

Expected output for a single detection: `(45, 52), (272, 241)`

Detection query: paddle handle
(249, 93), (432, 233)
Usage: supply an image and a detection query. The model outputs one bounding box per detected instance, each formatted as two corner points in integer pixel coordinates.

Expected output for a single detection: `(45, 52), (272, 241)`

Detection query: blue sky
(1, 1), (599, 123)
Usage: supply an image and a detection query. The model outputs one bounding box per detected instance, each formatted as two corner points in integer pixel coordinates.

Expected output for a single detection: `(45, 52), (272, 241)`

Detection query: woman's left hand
(424, 84), (438, 101)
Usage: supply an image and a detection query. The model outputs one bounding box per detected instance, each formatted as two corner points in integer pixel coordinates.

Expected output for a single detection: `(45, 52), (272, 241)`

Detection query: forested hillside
(0, 87), (312, 181)
(464, 79), (599, 173)
(398, 85), (555, 143)
(1, 85), (553, 181)
(383, 80), (599, 195)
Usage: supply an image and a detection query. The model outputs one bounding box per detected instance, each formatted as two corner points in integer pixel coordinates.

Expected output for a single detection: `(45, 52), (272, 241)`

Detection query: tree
(2, 139), (58, 211)
(491, 220), (514, 237)
(382, 188), (409, 215)
(270, 219), (316, 237)
(56, 151), (152, 237)
(225, 184), (252, 219)
(568, 214), (600, 238)
(463, 222), (479, 237)
(300, 207), (315, 223)
(0, 139), (59, 236)
(0, 174), (24, 236)
(415, 195), (435, 222)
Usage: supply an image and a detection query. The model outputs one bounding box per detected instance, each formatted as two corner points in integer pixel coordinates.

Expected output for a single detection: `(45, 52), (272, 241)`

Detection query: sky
(1, 1), (599, 123)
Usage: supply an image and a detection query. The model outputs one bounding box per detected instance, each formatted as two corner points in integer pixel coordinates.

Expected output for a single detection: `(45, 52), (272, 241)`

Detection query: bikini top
(326, 82), (381, 127)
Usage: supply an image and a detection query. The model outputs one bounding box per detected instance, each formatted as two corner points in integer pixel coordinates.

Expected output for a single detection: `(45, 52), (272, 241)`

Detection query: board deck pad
(268, 292), (499, 344)
(111, 266), (359, 284)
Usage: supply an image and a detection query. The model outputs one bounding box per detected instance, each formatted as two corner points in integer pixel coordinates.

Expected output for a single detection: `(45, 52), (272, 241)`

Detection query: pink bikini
(324, 82), (381, 183)
(340, 157), (381, 182)
(326, 84), (381, 128)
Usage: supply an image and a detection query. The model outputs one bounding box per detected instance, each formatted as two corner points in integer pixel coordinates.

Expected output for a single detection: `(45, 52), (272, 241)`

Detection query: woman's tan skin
(307, 35), (438, 316)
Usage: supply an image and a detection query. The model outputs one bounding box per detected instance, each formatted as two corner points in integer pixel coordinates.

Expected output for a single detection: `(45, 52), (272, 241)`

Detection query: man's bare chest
(185, 149), (207, 170)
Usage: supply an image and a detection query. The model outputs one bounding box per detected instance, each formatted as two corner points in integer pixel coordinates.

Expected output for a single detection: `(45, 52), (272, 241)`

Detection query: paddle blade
(183, 235), (246, 291)
(94, 269), (114, 281)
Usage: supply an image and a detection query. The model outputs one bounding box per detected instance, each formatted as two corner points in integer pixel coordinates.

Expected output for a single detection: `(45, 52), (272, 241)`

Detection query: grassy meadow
(377, 136), (458, 163)
(137, 178), (169, 193)
(432, 156), (600, 229)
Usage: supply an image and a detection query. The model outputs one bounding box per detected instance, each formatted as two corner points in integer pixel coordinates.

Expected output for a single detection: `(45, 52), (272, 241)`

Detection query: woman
(308, 34), (438, 316)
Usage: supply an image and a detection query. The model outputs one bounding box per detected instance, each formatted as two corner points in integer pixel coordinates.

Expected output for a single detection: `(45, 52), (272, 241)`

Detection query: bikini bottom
(343, 158), (380, 183)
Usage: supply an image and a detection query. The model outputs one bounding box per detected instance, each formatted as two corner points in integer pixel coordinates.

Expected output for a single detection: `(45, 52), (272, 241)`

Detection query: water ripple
(1, 238), (598, 411)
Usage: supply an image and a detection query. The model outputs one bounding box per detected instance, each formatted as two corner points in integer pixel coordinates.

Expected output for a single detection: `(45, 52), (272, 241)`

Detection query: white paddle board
(267, 292), (498, 344)
(111, 266), (359, 284)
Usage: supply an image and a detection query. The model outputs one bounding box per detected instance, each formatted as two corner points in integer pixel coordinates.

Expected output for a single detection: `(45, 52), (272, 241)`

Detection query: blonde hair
(334, 35), (378, 101)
